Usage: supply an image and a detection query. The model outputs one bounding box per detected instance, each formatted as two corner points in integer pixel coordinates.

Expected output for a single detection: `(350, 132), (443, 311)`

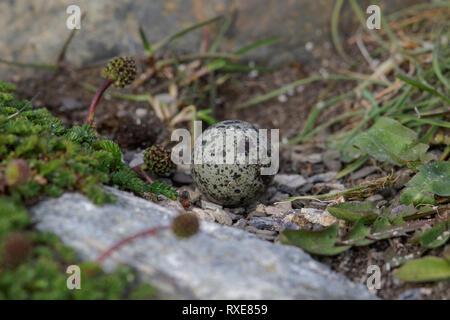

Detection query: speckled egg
(191, 120), (273, 207)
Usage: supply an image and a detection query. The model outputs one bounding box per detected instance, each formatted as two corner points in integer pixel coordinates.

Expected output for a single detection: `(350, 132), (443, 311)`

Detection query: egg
(191, 120), (273, 207)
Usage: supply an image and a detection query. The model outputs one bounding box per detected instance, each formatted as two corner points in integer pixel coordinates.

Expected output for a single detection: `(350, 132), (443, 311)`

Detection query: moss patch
(0, 83), (174, 299)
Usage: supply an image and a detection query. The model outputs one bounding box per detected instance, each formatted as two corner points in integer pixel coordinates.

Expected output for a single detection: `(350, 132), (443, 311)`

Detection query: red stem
(132, 166), (154, 184)
(96, 225), (171, 264)
(85, 79), (114, 124)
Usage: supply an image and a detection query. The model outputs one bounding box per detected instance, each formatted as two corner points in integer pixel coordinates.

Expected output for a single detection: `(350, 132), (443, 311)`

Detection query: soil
(7, 46), (449, 300)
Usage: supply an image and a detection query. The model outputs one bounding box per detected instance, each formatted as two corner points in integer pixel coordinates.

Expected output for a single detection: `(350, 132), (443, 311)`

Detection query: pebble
(135, 108), (148, 118)
(209, 208), (233, 226)
(324, 158), (342, 172)
(274, 174), (307, 189)
(128, 151), (145, 168)
(201, 200), (223, 210)
(307, 172), (337, 183)
(301, 208), (337, 226)
(245, 225), (277, 236)
(233, 219), (247, 229)
(172, 171), (194, 184)
(269, 191), (290, 203)
(191, 207), (215, 222)
(350, 166), (378, 180)
(366, 194), (384, 202)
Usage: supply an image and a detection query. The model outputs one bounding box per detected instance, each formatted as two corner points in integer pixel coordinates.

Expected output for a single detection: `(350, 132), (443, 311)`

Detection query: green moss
(0, 82), (170, 299)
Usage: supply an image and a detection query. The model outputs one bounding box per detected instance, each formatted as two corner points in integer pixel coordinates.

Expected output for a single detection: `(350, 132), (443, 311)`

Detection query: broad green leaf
(395, 256), (450, 282)
(400, 161), (450, 206)
(280, 223), (350, 256)
(352, 117), (430, 166)
(328, 202), (379, 223)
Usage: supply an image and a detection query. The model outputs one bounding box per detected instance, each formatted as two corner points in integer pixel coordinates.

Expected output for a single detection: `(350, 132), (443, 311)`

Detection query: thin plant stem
(85, 79), (114, 124)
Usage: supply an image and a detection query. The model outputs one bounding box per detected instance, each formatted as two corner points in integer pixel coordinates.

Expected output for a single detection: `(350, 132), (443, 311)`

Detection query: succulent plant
(85, 56), (137, 124)
(143, 145), (175, 176)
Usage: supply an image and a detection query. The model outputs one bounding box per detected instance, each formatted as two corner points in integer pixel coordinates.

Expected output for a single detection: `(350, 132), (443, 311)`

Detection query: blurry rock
(307, 172), (337, 183)
(350, 166), (378, 180)
(172, 172), (194, 184)
(128, 151), (145, 168)
(0, 0), (425, 79)
(30, 186), (377, 299)
(274, 174), (307, 189)
(301, 208), (337, 226)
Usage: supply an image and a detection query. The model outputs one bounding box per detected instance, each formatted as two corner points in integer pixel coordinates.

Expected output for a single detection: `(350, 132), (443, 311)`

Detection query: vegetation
(0, 83), (180, 299)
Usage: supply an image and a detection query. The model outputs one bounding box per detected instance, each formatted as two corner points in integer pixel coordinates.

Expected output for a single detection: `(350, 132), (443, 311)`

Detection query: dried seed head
(172, 213), (199, 238)
(102, 56), (137, 88)
(5, 159), (31, 186)
(1, 232), (32, 269)
(143, 145), (175, 176)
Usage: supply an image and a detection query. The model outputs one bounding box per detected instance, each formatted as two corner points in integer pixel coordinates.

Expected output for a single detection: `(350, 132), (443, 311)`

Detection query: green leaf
(328, 202), (380, 223)
(139, 27), (153, 57)
(395, 256), (450, 282)
(352, 117), (430, 166)
(342, 219), (374, 246)
(233, 36), (283, 55)
(400, 161), (450, 206)
(280, 223), (350, 256)
(396, 75), (450, 105)
(152, 15), (223, 52)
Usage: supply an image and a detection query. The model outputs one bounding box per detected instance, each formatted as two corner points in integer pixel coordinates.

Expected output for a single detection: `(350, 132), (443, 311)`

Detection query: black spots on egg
(191, 120), (273, 207)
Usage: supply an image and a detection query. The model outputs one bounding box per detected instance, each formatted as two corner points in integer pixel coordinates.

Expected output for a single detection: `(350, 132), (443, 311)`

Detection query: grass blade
(331, 0), (350, 62)
(334, 155), (369, 180)
(139, 26), (154, 57)
(152, 15), (223, 51)
(397, 75), (450, 104)
(233, 36), (283, 55)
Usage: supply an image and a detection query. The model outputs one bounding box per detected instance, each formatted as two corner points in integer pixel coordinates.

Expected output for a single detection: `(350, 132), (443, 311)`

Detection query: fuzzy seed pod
(172, 214), (199, 238)
(1, 232), (32, 269)
(143, 145), (175, 176)
(102, 56), (137, 88)
(5, 159), (30, 186)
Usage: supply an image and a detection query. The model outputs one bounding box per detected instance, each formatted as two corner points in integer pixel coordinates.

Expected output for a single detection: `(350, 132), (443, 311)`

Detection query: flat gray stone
(274, 174), (307, 189)
(30, 186), (376, 299)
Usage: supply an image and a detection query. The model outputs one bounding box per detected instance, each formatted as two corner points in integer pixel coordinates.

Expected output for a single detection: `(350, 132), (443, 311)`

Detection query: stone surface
(274, 174), (307, 189)
(30, 186), (376, 299)
(0, 0), (425, 78)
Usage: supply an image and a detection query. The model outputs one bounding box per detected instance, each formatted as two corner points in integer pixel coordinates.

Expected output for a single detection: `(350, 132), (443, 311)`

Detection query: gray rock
(0, 0), (423, 77)
(172, 171), (194, 184)
(307, 172), (337, 183)
(128, 151), (145, 168)
(350, 166), (378, 180)
(274, 174), (307, 189)
(30, 186), (376, 299)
